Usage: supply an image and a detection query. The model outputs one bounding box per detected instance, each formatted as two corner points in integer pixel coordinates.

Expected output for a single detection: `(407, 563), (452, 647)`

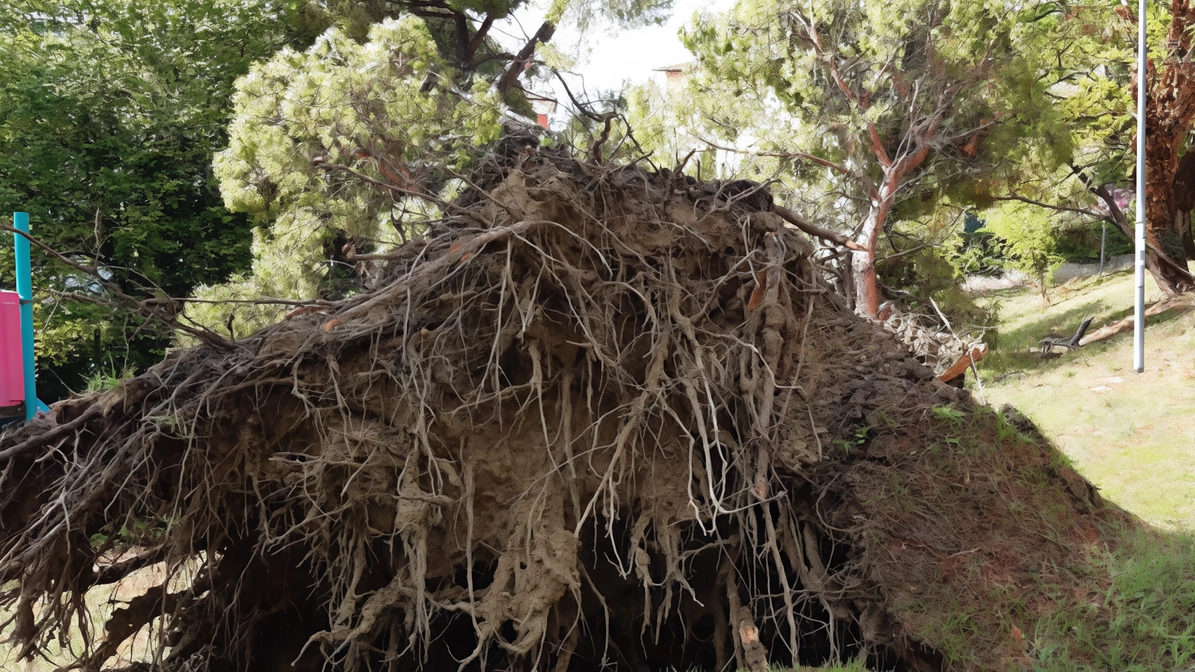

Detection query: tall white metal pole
(1135, 0), (1147, 374)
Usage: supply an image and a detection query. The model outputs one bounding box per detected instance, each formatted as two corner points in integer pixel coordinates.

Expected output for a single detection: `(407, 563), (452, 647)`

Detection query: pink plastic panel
(0, 291), (23, 407)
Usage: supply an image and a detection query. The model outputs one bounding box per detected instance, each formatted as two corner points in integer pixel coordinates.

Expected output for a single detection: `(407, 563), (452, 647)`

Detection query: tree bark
(496, 21), (555, 95)
(852, 137), (932, 317)
(853, 187), (894, 317)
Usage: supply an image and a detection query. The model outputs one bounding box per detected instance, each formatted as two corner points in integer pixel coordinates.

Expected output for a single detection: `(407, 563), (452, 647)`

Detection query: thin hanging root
(761, 486), (801, 661)
(550, 617), (580, 672)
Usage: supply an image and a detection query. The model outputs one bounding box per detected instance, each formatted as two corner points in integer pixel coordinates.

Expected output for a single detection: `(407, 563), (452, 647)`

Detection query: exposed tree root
(0, 151), (1123, 671)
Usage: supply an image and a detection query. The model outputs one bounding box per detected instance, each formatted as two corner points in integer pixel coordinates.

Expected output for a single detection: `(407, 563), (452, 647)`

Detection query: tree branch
(773, 205), (865, 250)
(993, 194), (1103, 219)
(691, 134), (855, 177)
(496, 21), (555, 94)
(312, 159), (484, 225)
(467, 13), (496, 64)
(94, 548), (169, 586)
(453, 11), (470, 65)
(0, 226), (234, 350)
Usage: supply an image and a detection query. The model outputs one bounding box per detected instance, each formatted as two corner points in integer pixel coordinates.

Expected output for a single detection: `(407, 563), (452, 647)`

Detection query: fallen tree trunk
(1078, 297), (1195, 346)
(0, 151), (1133, 672)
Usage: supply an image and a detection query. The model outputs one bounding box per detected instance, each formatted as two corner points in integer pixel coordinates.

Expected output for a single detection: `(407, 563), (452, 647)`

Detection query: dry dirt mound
(0, 152), (1127, 671)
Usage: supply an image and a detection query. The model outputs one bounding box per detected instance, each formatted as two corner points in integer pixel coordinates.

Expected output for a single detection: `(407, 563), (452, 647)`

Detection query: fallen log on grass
(1078, 297), (1195, 346)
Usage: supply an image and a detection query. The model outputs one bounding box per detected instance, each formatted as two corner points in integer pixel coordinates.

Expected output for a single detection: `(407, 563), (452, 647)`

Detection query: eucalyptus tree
(680, 0), (1058, 316)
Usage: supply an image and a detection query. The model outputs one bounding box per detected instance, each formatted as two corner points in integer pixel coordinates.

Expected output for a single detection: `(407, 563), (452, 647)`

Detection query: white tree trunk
(853, 183), (894, 317)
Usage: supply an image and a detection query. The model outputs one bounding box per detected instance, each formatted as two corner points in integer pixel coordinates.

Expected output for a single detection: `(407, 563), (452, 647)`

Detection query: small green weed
(833, 426), (871, 455)
(994, 409), (1017, 442)
(931, 405), (966, 425)
(84, 366), (134, 395)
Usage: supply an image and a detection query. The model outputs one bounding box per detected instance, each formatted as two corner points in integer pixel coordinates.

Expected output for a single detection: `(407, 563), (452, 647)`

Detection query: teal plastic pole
(13, 213), (47, 419)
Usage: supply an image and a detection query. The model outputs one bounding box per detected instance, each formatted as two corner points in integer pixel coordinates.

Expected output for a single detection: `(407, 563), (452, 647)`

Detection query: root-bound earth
(0, 149), (1132, 672)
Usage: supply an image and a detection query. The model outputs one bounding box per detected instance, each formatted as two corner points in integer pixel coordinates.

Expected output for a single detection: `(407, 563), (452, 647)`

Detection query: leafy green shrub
(1054, 220), (1133, 263)
(980, 200), (1064, 300)
(949, 229), (1010, 277)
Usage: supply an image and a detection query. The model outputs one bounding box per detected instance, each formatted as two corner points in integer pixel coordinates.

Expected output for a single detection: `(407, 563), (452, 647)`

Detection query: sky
(496, 0), (737, 100)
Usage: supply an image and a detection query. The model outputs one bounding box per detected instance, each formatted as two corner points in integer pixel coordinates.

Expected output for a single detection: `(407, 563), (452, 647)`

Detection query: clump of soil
(0, 150), (1128, 672)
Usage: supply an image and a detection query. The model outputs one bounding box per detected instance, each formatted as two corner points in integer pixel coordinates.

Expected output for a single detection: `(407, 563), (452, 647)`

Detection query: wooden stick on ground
(937, 343), (988, 383)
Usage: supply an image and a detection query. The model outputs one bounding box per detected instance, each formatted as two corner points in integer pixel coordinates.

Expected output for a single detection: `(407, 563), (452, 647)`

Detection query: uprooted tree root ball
(0, 151), (1128, 672)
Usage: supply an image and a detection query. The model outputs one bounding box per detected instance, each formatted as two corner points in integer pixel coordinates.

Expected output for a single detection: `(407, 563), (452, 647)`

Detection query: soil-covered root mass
(0, 151), (1126, 672)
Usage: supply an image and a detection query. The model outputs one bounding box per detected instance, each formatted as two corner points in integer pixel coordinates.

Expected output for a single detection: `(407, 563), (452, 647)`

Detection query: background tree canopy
(3, 0), (1191, 400)
(621, 0), (1183, 325)
(0, 0), (327, 399)
(672, 0), (1077, 316)
(0, 0), (673, 401)
(191, 16), (504, 336)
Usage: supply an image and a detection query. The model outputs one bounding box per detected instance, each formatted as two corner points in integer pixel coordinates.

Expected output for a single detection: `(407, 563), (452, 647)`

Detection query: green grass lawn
(979, 269), (1195, 528)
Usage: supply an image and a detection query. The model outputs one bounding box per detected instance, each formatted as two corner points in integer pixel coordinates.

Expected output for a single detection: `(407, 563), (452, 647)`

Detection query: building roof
(653, 62), (693, 73)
